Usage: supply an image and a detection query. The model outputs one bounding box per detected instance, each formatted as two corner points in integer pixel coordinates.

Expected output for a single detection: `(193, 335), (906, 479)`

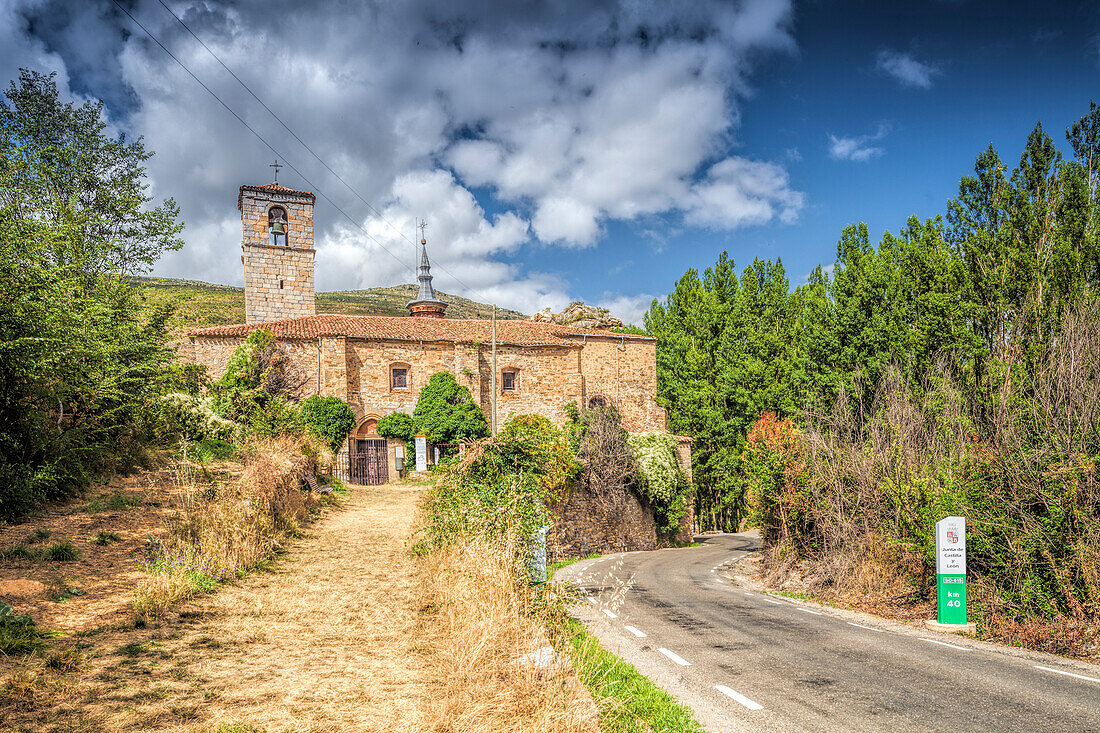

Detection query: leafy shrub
(740, 412), (807, 548)
(209, 330), (307, 438)
(45, 542), (79, 561)
(161, 392), (240, 444)
(247, 396), (305, 438)
(300, 395), (356, 452)
(495, 414), (579, 501)
(418, 415), (578, 553)
(186, 438), (238, 463)
(413, 372), (488, 443)
(377, 411), (417, 443)
(628, 430), (690, 535)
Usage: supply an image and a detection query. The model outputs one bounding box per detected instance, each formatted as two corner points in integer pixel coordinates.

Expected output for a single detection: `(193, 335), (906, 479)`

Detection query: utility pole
(491, 304), (498, 435)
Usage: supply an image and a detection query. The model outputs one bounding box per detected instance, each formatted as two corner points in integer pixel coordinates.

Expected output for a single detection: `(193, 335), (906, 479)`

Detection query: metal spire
(415, 241), (439, 302)
(406, 231), (447, 318)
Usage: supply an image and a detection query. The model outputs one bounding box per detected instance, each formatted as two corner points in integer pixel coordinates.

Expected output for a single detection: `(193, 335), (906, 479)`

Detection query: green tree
(0, 69), (183, 518)
(413, 372), (489, 443)
(300, 395), (356, 453)
(377, 412), (417, 442)
(0, 70), (182, 279)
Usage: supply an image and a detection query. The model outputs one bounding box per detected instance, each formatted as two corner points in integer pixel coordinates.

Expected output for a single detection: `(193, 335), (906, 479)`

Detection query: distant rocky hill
(129, 276), (525, 336)
(529, 301), (624, 329)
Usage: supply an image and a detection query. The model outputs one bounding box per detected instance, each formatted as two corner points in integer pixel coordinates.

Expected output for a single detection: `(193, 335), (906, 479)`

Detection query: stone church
(188, 180), (687, 500)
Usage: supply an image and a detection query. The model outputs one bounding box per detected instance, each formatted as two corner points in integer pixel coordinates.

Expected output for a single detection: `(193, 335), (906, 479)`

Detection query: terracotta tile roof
(238, 182), (316, 209)
(189, 313), (654, 346)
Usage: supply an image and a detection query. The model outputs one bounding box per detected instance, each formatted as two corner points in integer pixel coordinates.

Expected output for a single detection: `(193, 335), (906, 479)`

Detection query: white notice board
(414, 435), (427, 472)
(935, 516), (966, 574)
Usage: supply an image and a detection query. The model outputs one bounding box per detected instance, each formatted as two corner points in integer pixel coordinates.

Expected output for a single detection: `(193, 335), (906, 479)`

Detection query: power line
(152, 0), (494, 304)
(112, 0), (495, 305)
(109, 0), (408, 274)
(154, 0), (418, 253)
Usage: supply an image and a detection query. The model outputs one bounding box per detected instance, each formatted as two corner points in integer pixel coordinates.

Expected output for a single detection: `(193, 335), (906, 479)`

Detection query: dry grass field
(0, 478), (597, 732)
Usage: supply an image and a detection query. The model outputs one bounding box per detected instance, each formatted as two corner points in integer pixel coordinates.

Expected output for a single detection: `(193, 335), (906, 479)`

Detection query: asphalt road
(556, 532), (1100, 732)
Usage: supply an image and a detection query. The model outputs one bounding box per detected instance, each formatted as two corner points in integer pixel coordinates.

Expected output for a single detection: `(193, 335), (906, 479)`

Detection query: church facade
(188, 180), (676, 484)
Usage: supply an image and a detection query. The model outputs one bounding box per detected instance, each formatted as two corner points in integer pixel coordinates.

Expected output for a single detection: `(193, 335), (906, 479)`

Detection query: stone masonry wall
(189, 336), (317, 398)
(192, 334), (668, 436)
(579, 337), (666, 431)
(549, 482), (658, 559)
(240, 189), (314, 249)
(347, 339), (457, 416)
(476, 344), (583, 427)
(240, 188), (316, 324)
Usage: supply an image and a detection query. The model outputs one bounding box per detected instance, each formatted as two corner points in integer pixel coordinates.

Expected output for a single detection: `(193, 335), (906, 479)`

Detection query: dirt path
(2, 482), (432, 732)
(165, 482), (431, 732)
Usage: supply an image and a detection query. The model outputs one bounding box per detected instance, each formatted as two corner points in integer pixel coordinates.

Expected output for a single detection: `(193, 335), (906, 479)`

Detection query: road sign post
(935, 516), (967, 625)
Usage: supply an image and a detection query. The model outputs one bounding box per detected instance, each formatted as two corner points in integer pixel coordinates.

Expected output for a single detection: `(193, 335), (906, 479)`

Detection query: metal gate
(349, 438), (388, 485)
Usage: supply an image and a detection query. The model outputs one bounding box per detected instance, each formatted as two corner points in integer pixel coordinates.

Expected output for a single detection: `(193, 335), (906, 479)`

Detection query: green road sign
(935, 516), (967, 624)
(937, 574), (967, 624)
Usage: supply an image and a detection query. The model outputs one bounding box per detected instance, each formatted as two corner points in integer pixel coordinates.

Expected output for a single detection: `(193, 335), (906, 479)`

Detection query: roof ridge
(188, 312), (652, 343)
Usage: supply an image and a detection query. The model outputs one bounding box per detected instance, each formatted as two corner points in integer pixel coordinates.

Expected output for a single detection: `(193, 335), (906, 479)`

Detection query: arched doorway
(349, 415), (388, 484)
(587, 394), (610, 409)
(356, 417), (380, 438)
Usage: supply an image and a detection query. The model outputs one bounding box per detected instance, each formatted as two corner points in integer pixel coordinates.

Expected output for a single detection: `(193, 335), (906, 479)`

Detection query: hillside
(131, 276), (526, 335)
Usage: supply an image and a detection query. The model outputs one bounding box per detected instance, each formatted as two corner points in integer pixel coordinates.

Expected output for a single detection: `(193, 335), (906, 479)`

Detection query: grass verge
(421, 534), (598, 731)
(560, 618), (705, 733)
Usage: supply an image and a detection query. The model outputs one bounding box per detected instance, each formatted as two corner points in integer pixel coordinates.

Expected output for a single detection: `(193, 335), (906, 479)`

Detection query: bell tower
(239, 170), (316, 324)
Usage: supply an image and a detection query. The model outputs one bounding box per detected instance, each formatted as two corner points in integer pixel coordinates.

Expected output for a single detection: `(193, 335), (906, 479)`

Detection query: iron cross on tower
(269, 159), (283, 184)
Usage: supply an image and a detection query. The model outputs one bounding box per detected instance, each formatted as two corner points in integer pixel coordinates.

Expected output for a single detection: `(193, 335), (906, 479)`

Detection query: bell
(270, 221), (286, 235)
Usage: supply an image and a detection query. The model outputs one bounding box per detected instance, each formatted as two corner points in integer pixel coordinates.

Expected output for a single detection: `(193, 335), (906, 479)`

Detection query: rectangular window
(502, 370), (516, 391)
(392, 368), (408, 389)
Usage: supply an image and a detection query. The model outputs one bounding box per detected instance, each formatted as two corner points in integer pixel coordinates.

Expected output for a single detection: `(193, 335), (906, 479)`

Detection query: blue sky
(3, 0), (1099, 323)
(547, 1), (1100, 304)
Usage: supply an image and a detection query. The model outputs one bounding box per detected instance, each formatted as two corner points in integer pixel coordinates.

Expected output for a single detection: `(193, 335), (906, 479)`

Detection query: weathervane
(269, 159), (283, 184)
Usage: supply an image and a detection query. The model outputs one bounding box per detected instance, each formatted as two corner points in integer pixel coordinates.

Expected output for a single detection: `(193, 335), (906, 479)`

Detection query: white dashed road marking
(919, 638), (971, 651)
(847, 622), (884, 632)
(797, 608), (823, 615)
(1035, 665), (1100, 684)
(716, 685), (763, 710)
(587, 596), (598, 605)
(744, 592), (755, 596)
(658, 648), (692, 666)
(624, 625), (647, 638)
(602, 609), (618, 619)
(763, 598), (782, 605)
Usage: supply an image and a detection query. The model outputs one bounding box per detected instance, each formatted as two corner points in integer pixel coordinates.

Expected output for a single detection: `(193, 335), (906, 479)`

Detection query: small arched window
(588, 395), (609, 409)
(268, 206), (288, 246)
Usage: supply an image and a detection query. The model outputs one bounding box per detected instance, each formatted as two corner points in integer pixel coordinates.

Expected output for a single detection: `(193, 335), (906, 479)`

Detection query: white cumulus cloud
(828, 124), (891, 162)
(2, 0), (802, 313)
(875, 49), (941, 89)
